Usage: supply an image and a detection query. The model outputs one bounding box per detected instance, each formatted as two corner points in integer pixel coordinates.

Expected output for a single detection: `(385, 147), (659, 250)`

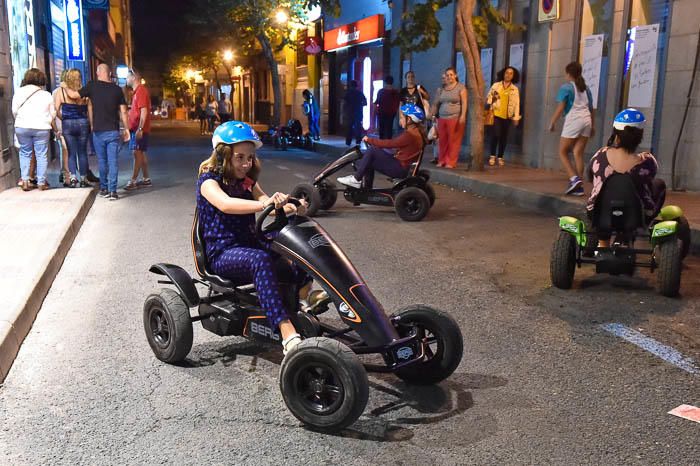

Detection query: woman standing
(206, 95), (219, 134)
(549, 62), (595, 196)
(55, 68), (92, 187)
(399, 71), (430, 114)
(302, 89), (320, 141)
(12, 68), (57, 191)
(431, 67), (467, 169)
(486, 66), (521, 167)
(198, 97), (208, 135)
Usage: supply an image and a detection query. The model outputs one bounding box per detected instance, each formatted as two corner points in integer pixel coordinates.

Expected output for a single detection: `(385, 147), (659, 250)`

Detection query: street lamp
(274, 8), (289, 25)
(223, 50), (234, 62)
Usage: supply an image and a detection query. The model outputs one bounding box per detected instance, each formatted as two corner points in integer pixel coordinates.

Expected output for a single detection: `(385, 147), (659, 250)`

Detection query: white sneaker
(282, 334), (302, 356)
(337, 174), (361, 189)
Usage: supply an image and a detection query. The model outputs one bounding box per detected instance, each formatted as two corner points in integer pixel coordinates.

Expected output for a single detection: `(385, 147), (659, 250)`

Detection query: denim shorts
(129, 131), (149, 151)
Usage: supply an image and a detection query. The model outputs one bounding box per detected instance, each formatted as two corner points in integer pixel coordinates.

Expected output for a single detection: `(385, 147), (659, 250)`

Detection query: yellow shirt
(493, 84), (511, 119)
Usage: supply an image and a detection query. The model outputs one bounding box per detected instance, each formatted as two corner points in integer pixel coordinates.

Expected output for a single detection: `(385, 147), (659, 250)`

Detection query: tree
(396, 0), (525, 170)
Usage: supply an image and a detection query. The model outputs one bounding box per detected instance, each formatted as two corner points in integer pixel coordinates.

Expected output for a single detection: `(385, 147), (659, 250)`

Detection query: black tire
(280, 337), (369, 433)
(656, 238), (682, 297)
(304, 134), (313, 149)
(550, 231), (577, 289)
(395, 187), (430, 222)
(143, 289), (193, 363)
(417, 169), (430, 182)
(318, 180), (338, 210)
(291, 183), (322, 216)
(281, 137), (288, 150)
(677, 216), (691, 259)
(392, 306), (463, 385)
(424, 183), (436, 207)
(274, 137), (281, 149)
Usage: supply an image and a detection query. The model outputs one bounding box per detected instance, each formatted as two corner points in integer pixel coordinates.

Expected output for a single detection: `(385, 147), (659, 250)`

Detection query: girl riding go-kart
(337, 103), (427, 189)
(197, 121), (309, 355)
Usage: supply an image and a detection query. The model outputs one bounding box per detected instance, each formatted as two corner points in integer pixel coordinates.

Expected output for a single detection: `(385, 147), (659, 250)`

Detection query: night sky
(130, 0), (194, 81)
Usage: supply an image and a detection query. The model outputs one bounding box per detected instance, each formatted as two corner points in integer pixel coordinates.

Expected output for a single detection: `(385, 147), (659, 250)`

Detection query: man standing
(374, 75), (400, 139)
(218, 93), (232, 123)
(63, 63), (129, 200)
(125, 69), (152, 191)
(343, 80), (366, 146)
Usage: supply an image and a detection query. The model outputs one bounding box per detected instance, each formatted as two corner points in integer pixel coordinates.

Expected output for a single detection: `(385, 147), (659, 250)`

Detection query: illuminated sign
(64, 0), (84, 61)
(538, 0), (559, 23)
(324, 15), (384, 52)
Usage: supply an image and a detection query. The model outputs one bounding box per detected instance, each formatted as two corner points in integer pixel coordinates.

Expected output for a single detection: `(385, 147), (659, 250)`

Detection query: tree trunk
(258, 34), (282, 127)
(210, 62), (222, 91)
(456, 0), (485, 171)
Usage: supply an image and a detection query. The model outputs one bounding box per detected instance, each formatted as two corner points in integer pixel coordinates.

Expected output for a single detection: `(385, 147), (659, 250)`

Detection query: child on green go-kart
(196, 121), (311, 356)
(585, 108), (666, 247)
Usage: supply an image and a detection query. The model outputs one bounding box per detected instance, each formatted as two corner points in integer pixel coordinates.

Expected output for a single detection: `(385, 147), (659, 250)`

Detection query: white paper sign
(582, 34), (604, 109)
(481, 48), (493, 87)
(509, 43), (524, 74)
(456, 52), (467, 85)
(628, 24), (660, 108)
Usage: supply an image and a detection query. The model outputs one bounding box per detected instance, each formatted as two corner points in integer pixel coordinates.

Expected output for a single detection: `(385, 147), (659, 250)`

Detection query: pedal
(303, 290), (331, 316)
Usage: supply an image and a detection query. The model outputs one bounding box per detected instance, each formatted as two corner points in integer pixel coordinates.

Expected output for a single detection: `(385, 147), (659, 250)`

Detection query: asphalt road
(1, 123), (698, 465)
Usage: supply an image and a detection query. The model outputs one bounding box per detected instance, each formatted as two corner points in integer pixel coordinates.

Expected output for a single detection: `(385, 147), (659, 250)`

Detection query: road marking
(276, 165), (290, 170)
(601, 323), (699, 375)
(294, 173), (306, 179)
(668, 404), (700, 423)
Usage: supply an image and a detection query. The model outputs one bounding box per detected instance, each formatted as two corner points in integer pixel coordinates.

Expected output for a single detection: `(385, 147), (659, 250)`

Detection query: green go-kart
(550, 174), (691, 297)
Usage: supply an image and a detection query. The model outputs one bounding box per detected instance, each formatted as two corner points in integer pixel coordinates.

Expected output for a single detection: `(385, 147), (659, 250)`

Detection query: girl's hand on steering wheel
(296, 198), (308, 216)
(264, 192), (288, 209)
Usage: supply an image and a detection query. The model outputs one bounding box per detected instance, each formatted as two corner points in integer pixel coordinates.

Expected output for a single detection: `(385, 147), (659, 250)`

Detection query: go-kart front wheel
(143, 289), (193, 363)
(279, 337), (369, 433)
(424, 183), (436, 207)
(677, 216), (691, 259)
(291, 183), (322, 216)
(395, 187), (430, 222)
(318, 180), (338, 210)
(550, 231), (576, 289)
(656, 238), (682, 297)
(392, 306), (463, 385)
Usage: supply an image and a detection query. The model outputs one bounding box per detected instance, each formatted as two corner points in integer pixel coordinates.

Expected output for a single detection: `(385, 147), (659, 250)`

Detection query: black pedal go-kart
(143, 198), (463, 432)
(291, 144), (436, 222)
(550, 173), (691, 297)
(271, 119), (312, 151)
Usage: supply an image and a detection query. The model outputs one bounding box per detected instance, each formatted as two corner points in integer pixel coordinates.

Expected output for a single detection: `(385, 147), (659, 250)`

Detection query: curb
(0, 189), (96, 382)
(426, 167), (700, 255)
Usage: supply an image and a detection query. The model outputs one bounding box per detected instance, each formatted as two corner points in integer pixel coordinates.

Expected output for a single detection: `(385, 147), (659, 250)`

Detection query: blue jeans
(15, 128), (50, 183)
(92, 130), (121, 192)
(62, 118), (90, 178)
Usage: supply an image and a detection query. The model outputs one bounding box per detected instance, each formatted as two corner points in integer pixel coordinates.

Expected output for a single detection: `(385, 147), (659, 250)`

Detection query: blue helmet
(212, 121), (262, 149)
(613, 108), (646, 130)
(400, 103), (425, 123)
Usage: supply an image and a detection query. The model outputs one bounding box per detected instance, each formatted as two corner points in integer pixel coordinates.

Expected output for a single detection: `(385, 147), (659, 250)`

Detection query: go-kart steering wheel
(255, 197), (302, 242)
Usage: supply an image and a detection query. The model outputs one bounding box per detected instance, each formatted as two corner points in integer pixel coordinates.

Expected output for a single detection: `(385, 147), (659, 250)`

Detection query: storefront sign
(64, 0), (85, 61)
(6, 0), (36, 91)
(538, 0), (559, 23)
(304, 36), (322, 55)
(509, 43), (524, 74)
(82, 0), (109, 9)
(628, 24), (660, 108)
(324, 14), (384, 52)
(582, 34), (604, 109)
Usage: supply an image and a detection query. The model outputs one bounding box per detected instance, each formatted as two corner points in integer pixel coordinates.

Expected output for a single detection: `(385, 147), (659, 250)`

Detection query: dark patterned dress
(196, 171), (308, 327)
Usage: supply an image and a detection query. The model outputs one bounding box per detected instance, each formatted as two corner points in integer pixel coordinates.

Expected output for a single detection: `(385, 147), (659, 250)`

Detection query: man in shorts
(125, 68), (152, 190)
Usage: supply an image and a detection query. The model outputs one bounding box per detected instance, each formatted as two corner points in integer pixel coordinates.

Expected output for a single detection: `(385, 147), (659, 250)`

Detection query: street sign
(63, 0), (85, 61)
(538, 0), (559, 23)
(324, 14), (385, 52)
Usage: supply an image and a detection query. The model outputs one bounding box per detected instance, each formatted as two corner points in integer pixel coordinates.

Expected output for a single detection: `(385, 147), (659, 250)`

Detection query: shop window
(620, 0), (671, 151)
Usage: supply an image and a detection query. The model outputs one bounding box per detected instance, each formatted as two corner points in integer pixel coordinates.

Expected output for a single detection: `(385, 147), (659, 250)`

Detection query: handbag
(427, 123), (438, 141)
(484, 107), (495, 126)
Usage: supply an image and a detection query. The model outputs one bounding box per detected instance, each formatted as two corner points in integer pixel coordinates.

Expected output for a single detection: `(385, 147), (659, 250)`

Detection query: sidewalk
(0, 187), (95, 382)
(312, 135), (700, 253)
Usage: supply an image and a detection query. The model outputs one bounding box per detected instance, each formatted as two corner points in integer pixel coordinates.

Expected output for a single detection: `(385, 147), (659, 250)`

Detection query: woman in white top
(12, 68), (57, 191)
(548, 62), (595, 196)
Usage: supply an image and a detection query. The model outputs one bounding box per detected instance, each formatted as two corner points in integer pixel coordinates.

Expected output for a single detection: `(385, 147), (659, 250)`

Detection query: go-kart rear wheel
(550, 231), (576, 289)
(677, 216), (691, 259)
(318, 180), (338, 210)
(280, 337), (369, 433)
(656, 238), (682, 297)
(143, 289), (193, 363)
(395, 187), (430, 222)
(392, 306), (463, 385)
(291, 183), (322, 216)
(424, 183), (436, 207)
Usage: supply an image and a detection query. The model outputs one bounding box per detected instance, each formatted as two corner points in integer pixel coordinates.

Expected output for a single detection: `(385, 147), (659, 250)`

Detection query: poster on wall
(64, 0), (85, 61)
(538, 0), (559, 23)
(582, 34), (604, 109)
(481, 48), (493, 88)
(509, 43), (524, 75)
(628, 24), (660, 108)
(5, 0), (36, 91)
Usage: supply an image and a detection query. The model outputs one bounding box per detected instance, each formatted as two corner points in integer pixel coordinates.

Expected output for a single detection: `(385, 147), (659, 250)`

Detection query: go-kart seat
(387, 147), (426, 182)
(191, 210), (239, 289)
(592, 173), (646, 238)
